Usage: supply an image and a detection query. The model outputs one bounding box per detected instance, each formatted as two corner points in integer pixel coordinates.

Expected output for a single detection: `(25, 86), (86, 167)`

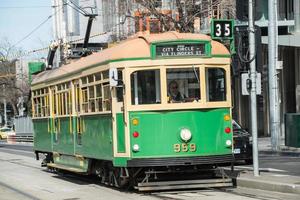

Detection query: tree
(133, 0), (235, 33)
(134, 0), (199, 32)
(0, 38), (30, 119)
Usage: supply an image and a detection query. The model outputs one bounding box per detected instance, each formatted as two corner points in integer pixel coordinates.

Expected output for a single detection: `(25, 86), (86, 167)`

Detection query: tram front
(123, 64), (233, 168)
(109, 36), (233, 190)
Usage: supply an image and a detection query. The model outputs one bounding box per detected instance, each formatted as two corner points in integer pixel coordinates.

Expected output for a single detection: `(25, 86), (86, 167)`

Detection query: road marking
(271, 174), (290, 177)
(233, 166), (287, 172)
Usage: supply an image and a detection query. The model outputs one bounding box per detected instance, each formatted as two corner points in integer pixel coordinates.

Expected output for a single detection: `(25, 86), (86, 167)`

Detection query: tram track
(0, 157), (297, 200)
(149, 187), (293, 200)
(54, 172), (288, 200)
(0, 180), (41, 200)
(1, 145), (298, 200)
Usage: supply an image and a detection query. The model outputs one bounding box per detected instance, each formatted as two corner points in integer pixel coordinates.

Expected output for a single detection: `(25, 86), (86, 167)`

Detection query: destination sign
(156, 44), (206, 57)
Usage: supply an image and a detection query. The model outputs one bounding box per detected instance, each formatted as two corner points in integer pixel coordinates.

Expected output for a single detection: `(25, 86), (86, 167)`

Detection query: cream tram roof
(32, 31), (230, 85)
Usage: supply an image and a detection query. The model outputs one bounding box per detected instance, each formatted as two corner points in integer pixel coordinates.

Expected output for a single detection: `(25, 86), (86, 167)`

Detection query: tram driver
(168, 80), (186, 102)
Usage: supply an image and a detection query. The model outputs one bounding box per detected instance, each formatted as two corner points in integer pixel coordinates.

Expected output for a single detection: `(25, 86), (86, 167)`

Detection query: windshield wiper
(193, 65), (200, 83)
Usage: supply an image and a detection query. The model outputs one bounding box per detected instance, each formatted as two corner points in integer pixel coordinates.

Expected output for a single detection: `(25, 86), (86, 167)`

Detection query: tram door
(74, 81), (82, 150)
(50, 86), (57, 150)
(114, 70), (127, 154)
(51, 83), (75, 155)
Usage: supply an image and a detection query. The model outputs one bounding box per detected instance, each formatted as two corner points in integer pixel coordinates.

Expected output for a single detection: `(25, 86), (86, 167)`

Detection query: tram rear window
(206, 68), (226, 101)
(131, 70), (161, 105)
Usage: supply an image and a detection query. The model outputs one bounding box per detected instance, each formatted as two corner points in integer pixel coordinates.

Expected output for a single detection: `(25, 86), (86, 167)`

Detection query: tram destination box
(155, 43), (206, 57)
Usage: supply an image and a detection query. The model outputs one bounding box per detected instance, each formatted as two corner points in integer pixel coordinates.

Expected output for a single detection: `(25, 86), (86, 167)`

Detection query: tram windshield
(206, 68), (226, 101)
(167, 68), (200, 103)
(131, 69), (161, 105)
(129, 67), (227, 105)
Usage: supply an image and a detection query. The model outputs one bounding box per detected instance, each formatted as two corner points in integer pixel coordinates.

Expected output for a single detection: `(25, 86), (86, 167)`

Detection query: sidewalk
(258, 137), (300, 155)
(236, 137), (300, 195)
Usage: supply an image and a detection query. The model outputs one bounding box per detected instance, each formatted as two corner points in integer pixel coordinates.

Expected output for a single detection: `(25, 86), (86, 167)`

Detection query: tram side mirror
(109, 68), (119, 87)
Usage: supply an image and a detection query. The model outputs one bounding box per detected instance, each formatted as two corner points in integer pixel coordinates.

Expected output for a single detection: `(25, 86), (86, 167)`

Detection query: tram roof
(32, 31), (230, 86)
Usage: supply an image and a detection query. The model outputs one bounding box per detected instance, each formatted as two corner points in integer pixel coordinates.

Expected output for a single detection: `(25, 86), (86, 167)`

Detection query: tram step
(47, 163), (87, 173)
(136, 178), (233, 191)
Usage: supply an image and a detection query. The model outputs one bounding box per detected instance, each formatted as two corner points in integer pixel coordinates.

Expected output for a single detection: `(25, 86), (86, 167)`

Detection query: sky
(0, 0), (53, 59)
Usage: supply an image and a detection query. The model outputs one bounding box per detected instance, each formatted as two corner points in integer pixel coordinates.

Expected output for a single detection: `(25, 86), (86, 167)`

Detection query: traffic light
(236, 0), (264, 21)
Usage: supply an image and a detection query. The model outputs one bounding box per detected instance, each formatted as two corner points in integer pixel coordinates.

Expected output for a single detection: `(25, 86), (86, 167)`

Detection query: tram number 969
(173, 143), (196, 152)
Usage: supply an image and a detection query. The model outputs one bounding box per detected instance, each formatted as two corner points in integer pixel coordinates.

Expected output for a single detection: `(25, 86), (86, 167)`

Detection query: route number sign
(211, 19), (234, 40)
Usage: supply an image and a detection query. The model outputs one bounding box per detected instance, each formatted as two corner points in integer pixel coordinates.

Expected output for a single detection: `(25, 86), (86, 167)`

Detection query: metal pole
(294, 0), (300, 33)
(4, 99), (7, 127)
(268, 0), (280, 151)
(3, 85), (7, 127)
(249, 0), (259, 176)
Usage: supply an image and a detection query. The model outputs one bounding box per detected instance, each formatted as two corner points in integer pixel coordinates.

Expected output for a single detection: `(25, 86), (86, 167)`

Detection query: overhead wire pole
(268, 0), (280, 151)
(248, 0), (259, 176)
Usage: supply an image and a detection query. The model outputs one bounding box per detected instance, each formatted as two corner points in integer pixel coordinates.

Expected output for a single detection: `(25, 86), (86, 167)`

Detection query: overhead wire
(0, 6), (51, 9)
(68, 0), (89, 16)
(10, 4), (64, 49)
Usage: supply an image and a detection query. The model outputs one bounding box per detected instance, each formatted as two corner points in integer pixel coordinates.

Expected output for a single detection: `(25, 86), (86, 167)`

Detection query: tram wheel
(113, 167), (129, 188)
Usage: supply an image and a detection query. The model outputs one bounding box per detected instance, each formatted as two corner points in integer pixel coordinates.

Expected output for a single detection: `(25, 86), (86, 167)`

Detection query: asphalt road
(233, 152), (300, 177)
(0, 142), (299, 200)
(258, 153), (300, 176)
(0, 141), (34, 158)
(1, 142), (299, 176)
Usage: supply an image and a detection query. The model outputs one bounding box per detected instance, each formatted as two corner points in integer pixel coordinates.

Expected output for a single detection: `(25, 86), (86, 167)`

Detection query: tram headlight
(180, 128), (192, 142)
(132, 144), (140, 152)
(226, 140), (232, 146)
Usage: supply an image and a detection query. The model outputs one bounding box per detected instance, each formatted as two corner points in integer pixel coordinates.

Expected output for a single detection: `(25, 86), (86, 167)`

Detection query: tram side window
(130, 69), (161, 105)
(95, 84), (103, 112)
(116, 70), (123, 102)
(32, 88), (50, 117)
(80, 72), (111, 113)
(103, 83), (111, 111)
(56, 83), (72, 116)
(167, 68), (200, 103)
(81, 87), (88, 113)
(206, 68), (226, 101)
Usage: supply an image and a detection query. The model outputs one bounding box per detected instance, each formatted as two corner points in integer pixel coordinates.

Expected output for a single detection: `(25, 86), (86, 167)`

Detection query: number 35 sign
(211, 19), (234, 40)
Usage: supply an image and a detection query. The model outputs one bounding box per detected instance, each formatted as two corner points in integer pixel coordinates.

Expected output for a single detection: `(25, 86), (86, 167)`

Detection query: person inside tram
(168, 80), (185, 102)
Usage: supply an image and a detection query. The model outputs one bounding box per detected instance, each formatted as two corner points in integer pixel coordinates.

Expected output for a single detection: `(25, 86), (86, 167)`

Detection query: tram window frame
(81, 87), (88, 113)
(103, 83), (111, 111)
(80, 70), (112, 114)
(206, 68), (227, 102)
(116, 70), (124, 102)
(32, 88), (50, 118)
(166, 67), (201, 103)
(56, 82), (72, 116)
(130, 69), (161, 105)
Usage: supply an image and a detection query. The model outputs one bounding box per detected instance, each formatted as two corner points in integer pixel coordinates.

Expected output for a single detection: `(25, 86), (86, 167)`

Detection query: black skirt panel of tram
(127, 154), (233, 167)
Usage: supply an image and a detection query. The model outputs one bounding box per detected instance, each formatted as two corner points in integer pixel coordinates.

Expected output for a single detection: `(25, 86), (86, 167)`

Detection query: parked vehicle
(0, 127), (15, 140)
(233, 120), (253, 164)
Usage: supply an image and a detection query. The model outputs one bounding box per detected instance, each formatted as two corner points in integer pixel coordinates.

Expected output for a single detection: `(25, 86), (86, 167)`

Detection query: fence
(7, 135), (33, 143)
(14, 116), (34, 136)
(7, 117), (34, 144)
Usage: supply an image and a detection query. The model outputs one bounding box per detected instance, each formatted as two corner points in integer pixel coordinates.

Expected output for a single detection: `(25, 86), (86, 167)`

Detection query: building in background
(232, 0), (300, 141)
(51, 0), (136, 67)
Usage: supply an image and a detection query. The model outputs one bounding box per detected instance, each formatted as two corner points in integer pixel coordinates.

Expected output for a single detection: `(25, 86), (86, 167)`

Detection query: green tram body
(32, 32), (233, 187)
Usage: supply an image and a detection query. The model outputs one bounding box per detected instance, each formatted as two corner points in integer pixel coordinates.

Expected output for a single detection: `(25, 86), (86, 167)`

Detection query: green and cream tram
(32, 32), (233, 190)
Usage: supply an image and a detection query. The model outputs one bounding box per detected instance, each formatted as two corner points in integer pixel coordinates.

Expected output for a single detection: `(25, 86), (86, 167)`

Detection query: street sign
(211, 19), (234, 40)
(241, 72), (261, 95)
